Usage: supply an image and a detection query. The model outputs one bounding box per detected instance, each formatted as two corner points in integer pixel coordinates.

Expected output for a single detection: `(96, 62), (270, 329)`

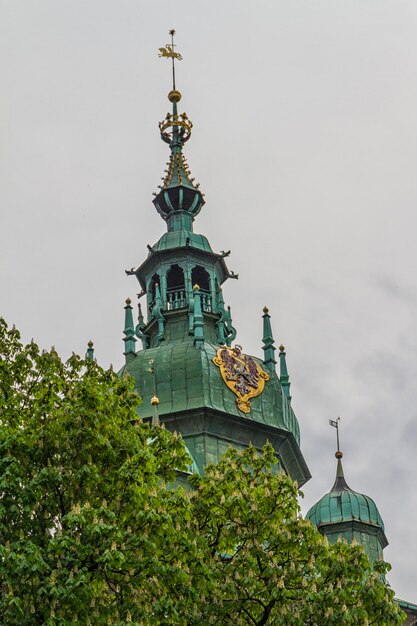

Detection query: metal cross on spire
(329, 416), (341, 452)
(158, 29), (183, 91)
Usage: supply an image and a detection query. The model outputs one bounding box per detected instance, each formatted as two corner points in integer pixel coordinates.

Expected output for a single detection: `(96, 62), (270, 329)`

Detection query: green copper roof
(153, 229), (213, 253)
(119, 335), (300, 446)
(307, 486), (385, 529)
(306, 456), (385, 530)
(397, 599), (417, 614)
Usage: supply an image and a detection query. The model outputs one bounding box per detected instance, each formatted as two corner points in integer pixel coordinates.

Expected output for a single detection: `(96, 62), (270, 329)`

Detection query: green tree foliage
(0, 320), (405, 625)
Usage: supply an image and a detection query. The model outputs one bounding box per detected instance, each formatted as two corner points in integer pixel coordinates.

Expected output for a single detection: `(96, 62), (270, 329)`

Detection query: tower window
(148, 273), (160, 312)
(192, 266), (211, 312)
(191, 266), (210, 292)
(166, 264), (186, 309)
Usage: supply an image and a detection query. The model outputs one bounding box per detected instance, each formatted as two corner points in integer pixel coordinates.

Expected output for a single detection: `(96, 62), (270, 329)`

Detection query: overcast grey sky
(1, 0), (417, 602)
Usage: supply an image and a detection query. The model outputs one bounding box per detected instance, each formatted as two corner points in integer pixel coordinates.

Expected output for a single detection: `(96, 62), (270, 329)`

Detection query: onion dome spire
(329, 417), (348, 489)
(279, 344), (291, 402)
(306, 422), (388, 563)
(331, 450), (351, 492)
(123, 298), (136, 362)
(154, 31), (205, 231)
(262, 306), (276, 372)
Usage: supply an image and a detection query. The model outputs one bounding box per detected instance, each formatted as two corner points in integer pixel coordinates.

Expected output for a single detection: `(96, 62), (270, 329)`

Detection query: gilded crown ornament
(159, 112), (193, 145)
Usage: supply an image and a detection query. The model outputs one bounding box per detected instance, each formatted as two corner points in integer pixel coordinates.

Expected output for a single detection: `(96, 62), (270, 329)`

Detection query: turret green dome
(306, 458), (385, 529)
(306, 452), (388, 563)
(307, 480), (385, 528)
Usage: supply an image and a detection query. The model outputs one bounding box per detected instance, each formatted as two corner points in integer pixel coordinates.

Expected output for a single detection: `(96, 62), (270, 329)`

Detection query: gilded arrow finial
(158, 29), (182, 92)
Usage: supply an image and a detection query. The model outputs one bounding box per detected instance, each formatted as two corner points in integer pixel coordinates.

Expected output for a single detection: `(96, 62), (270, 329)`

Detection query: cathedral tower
(119, 34), (310, 485)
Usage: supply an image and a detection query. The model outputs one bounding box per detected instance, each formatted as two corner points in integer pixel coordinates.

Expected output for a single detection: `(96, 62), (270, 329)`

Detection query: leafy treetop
(0, 320), (405, 625)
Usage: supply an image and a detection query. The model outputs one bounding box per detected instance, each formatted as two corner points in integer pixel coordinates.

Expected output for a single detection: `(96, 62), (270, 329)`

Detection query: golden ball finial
(88, 340), (94, 348)
(125, 297), (131, 305)
(263, 306), (269, 314)
(279, 344), (285, 352)
(193, 283), (200, 291)
(151, 395), (160, 406)
(335, 450), (343, 459)
(168, 89), (182, 103)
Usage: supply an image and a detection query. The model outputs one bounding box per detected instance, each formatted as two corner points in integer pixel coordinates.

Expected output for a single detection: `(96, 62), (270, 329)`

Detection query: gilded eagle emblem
(213, 345), (270, 414)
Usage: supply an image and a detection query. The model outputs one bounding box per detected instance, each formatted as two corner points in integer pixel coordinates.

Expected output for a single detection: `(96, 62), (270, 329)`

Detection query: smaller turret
(306, 448), (388, 564)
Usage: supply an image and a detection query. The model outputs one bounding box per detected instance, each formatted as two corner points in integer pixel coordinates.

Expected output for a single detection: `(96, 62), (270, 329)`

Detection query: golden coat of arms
(213, 345), (270, 414)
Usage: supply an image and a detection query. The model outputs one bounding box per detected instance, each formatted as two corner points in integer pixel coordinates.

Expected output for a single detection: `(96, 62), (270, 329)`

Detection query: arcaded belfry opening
(192, 265), (211, 312)
(148, 272), (161, 313)
(166, 264), (186, 309)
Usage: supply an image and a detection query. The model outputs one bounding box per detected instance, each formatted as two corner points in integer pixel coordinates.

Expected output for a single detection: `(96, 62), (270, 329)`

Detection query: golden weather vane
(158, 29), (182, 90)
